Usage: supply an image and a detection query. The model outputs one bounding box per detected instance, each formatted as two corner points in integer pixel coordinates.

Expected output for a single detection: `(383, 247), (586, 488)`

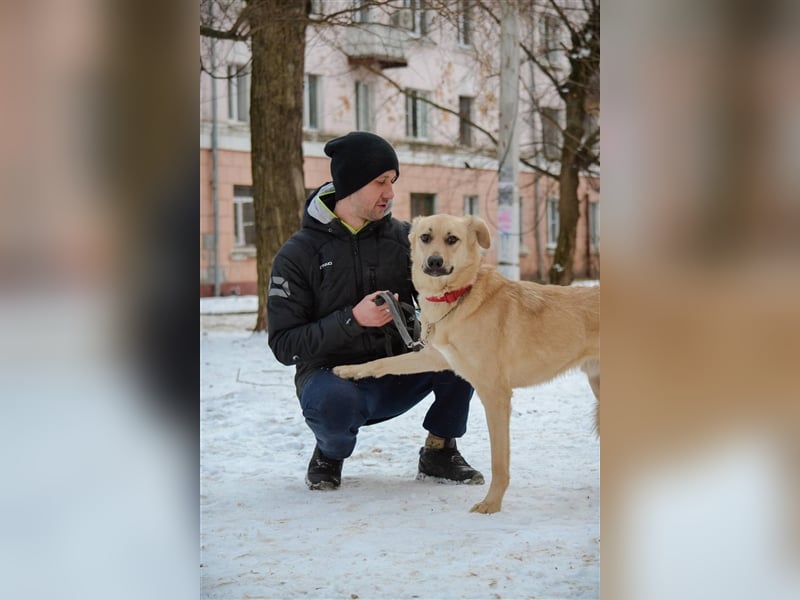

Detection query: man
(267, 131), (484, 490)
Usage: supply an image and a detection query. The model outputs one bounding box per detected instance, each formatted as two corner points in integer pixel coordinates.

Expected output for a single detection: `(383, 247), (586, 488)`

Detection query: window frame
(541, 106), (563, 161)
(405, 89), (430, 140)
(464, 194), (479, 216)
(355, 81), (374, 132)
(589, 200), (600, 250)
(458, 96), (474, 146)
(410, 193), (436, 218)
(233, 186), (256, 248)
(457, 0), (473, 46)
(540, 12), (561, 54)
(352, 0), (369, 23)
(227, 64), (250, 123)
(403, 0), (427, 36)
(303, 74), (321, 130)
(546, 196), (560, 249)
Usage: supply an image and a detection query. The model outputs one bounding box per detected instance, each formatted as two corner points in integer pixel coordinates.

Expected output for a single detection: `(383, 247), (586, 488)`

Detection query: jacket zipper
(351, 235), (364, 298)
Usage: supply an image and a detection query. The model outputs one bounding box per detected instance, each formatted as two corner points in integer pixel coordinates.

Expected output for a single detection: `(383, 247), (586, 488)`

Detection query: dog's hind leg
(589, 374), (600, 435)
(582, 359), (601, 435)
(470, 382), (512, 514)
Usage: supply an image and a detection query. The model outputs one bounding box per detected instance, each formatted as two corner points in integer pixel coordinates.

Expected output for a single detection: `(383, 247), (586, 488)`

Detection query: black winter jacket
(267, 183), (416, 395)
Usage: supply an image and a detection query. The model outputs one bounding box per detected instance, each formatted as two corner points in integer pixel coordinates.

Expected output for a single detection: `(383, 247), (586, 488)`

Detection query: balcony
(343, 23), (408, 69)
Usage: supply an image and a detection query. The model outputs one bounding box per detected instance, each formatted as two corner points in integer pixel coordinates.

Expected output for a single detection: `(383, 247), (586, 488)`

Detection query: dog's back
(436, 264), (599, 390)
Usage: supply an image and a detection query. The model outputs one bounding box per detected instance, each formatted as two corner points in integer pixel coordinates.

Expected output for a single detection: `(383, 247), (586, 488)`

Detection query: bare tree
(477, 0), (599, 284)
(542, 0), (599, 284)
(201, 0), (599, 331)
(354, 0), (600, 283)
(202, 0), (308, 331)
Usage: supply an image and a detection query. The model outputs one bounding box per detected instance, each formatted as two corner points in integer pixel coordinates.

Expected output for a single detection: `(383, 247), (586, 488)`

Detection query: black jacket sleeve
(267, 245), (365, 366)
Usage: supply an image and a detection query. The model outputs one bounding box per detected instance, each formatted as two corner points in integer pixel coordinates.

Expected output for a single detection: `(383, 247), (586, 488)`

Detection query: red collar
(425, 285), (472, 303)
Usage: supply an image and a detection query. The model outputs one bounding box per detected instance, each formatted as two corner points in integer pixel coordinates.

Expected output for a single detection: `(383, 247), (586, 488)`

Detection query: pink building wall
(201, 6), (599, 296)
(200, 148), (598, 296)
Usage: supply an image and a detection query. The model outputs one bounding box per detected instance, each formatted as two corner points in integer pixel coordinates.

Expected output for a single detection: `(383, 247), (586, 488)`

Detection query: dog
(334, 214), (600, 513)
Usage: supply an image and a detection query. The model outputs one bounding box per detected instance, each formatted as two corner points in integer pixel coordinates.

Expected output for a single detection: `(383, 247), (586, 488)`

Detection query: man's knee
(432, 371), (474, 400)
(301, 376), (367, 433)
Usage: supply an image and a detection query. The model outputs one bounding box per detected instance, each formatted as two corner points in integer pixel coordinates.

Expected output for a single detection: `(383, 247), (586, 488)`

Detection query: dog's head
(408, 214), (491, 291)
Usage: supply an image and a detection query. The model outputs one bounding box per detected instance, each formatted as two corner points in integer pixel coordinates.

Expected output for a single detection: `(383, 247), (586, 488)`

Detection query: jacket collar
(305, 182), (393, 233)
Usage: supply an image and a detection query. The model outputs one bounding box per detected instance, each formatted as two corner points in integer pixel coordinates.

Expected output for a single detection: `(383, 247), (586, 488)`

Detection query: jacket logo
(319, 261), (333, 270)
(269, 276), (290, 298)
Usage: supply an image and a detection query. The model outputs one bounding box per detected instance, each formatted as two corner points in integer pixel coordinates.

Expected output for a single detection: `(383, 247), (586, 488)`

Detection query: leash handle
(374, 292), (424, 351)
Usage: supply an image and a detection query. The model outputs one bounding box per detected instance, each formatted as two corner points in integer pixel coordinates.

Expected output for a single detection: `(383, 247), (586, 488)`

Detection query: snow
(201, 294), (258, 314)
(201, 295), (600, 599)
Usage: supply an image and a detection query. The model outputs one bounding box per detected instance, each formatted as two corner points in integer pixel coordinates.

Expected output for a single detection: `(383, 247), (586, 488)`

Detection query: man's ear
(468, 216), (491, 249)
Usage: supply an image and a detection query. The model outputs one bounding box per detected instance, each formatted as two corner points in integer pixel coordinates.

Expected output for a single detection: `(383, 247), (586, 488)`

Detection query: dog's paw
(333, 364), (367, 380)
(469, 499), (502, 514)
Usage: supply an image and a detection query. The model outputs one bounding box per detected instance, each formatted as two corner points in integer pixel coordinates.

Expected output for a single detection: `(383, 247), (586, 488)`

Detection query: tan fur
(334, 214), (600, 513)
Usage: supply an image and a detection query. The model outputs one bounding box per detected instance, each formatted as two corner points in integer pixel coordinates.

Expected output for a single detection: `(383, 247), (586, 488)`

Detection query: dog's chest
(432, 341), (457, 366)
(430, 338), (468, 373)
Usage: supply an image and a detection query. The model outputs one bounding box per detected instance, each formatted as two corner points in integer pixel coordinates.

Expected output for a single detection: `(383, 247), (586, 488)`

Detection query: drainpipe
(534, 173), (543, 281)
(209, 2), (221, 296)
(497, 0), (520, 280)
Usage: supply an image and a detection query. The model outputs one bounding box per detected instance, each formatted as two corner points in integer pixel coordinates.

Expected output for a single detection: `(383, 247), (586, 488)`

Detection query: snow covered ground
(201, 295), (599, 599)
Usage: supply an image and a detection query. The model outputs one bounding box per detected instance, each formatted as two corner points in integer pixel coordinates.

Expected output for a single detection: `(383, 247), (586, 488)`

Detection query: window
(309, 0), (323, 17)
(589, 200), (599, 249)
(227, 64), (249, 123)
(540, 12), (561, 55)
(352, 0), (369, 23)
(411, 193), (436, 217)
(405, 89), (429, 139)
(464, 195), (479, 216)
(304, 74), (321, 130)
(457, 0), (473, 46)
(355, 81), (374, 132)
(458, 96), (474, 146)
(233, 186), (255, 247)
(546, 196), (559, 248)
(396, 0), (427, 35)
(541, 107), (562, 161)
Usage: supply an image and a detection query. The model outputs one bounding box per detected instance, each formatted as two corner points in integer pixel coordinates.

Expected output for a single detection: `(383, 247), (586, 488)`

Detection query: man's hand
(352, 290), (398, 327)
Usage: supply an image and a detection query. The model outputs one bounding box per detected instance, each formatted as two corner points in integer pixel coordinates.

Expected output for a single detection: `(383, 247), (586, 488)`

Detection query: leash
(374, 292), (425, 352)
(420, 288), (471, 344)
(375, 287), (471, 350)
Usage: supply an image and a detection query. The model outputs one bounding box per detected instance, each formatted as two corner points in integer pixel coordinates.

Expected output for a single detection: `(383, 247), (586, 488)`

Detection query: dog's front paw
(470, 498), (502, 514)
(333, 364), (368, 380)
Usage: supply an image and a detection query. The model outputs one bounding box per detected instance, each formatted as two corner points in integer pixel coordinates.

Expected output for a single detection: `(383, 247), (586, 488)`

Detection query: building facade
(200, 1), (599, 296)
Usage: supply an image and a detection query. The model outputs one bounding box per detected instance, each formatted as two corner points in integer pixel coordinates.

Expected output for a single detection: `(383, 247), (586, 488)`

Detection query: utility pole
(208, 1), (221, 297)
(497, 0), (520, 280)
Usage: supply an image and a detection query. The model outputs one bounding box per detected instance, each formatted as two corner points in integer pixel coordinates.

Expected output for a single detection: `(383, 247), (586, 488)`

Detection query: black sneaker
(417, 436), (484, 484)
(305, 445), (343, 490)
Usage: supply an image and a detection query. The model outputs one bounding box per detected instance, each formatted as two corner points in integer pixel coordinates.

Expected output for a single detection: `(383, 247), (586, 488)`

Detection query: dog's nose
(427, 255), (443, 270)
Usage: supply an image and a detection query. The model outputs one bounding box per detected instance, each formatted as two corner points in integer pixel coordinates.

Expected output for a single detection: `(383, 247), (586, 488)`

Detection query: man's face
(349, 169), (397, 223)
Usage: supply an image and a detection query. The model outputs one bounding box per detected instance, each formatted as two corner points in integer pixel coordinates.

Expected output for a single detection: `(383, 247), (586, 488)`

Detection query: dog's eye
(445, 235), (459, 245)
(419, 233), (432, 243)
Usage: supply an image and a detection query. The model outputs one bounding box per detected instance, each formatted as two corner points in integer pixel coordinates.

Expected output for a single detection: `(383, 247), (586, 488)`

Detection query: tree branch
(201, 3), (253, 41)
(364, 64), (557, 179)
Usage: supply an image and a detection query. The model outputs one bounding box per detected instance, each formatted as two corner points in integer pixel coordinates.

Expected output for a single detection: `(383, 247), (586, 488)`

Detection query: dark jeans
(299, 369), (475, 460)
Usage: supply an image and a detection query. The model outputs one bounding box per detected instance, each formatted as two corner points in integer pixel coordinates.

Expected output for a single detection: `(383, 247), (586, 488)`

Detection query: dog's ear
(408, 216), (422, 245)
(468, 216), (492, 249)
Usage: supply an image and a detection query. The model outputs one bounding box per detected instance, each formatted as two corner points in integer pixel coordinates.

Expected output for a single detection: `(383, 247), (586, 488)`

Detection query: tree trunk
(548, 111), (582, 285)
(249, 0), (307, 330)
(548, 2), (599, 286)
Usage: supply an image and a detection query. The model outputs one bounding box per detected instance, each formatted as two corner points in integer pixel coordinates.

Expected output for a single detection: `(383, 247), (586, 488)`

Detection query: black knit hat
(324, 132), (400, 201)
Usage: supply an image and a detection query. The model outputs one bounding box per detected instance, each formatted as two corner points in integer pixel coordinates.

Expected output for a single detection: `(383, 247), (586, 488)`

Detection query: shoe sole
(416, 472), (485, 485)
(305, 477), (340, 490)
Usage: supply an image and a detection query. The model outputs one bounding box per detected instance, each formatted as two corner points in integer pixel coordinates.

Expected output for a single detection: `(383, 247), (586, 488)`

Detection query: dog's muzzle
(423, 255), (453, 277)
